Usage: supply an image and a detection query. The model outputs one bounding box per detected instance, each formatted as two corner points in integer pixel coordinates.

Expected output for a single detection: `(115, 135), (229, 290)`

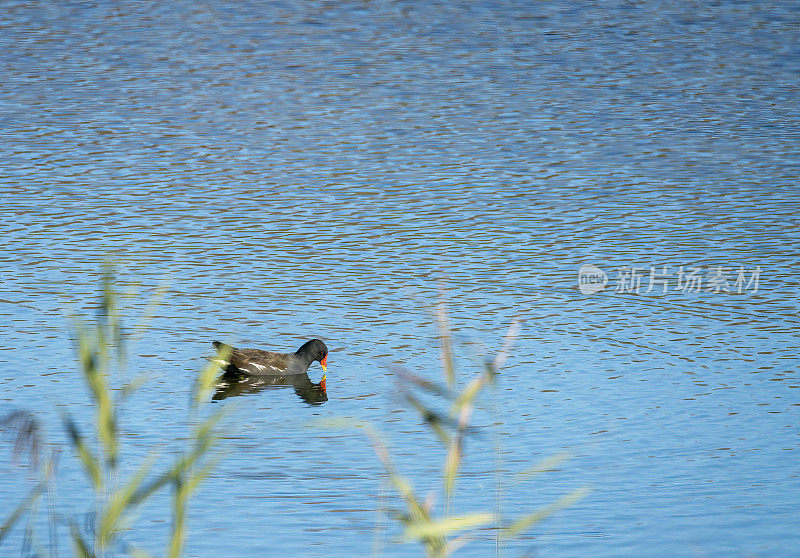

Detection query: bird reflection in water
(211, 371), (327, 405)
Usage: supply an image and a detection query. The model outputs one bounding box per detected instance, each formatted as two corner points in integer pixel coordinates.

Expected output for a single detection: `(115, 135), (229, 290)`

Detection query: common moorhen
(210, 339), (328, 377)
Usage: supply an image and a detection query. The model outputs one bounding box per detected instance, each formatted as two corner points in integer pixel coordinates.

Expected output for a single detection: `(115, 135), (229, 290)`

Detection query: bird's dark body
(211, 339), (328, 376)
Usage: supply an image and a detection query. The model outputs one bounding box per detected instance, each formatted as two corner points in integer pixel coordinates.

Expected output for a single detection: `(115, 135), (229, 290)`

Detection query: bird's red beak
(320, 354), (327, 373)
(320, 374), (327, 391)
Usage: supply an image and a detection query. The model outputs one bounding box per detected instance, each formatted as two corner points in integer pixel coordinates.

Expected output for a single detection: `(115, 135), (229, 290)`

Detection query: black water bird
(209, 339), (328, 377)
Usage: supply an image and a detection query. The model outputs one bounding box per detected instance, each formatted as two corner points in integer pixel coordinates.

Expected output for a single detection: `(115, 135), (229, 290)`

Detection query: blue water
(1, 1), (799, 556)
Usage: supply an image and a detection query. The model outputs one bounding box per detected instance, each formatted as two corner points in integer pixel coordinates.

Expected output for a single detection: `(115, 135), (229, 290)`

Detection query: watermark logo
(578, 264), (609, 294)
(578, 264), (761, 295)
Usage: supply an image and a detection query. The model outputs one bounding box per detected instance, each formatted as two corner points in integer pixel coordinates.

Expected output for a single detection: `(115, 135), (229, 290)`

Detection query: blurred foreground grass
(0, 270), (226, 557)
(322, 289), (588, 557)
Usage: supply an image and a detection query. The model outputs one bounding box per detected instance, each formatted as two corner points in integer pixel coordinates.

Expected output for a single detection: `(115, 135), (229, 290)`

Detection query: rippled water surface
(1, 1), (799, 556)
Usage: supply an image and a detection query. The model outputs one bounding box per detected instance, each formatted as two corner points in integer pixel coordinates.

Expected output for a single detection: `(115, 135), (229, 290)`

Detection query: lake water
(1, 0), (799, 556)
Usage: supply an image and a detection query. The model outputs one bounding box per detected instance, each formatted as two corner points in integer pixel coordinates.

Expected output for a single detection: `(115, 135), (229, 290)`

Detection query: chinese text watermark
(578, 264), (760, 295)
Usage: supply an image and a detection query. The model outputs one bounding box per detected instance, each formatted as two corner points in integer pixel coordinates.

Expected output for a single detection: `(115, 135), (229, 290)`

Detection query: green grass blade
(131, 280), (171, 343)
(98, 457), (155, 546)
(0, 484), (43, 544)
(118, 375), (149, 402)
(184, 456), (222, 497)
(168, 473), (187, 558)
(193, 351), (228, 408)
(315, 418), (430, 523)
(391, 367), (452, 399)
(442, 435), (463, 497)
(130, 405), (227, 507)
(510, 453), (572, 484)
(399, 388), (450, 446)
(62, 415), (102, 488)
(501, 487), (590, 540)
(405, 512), (495, 540)
(444, 376), (485, 496)
(127, 545), (154, 558)
(101, 263), (126, 369)
(69, 521), (95, 558)
(75, 322), (118, 468)
(453, 374), (488, 412)
(490, 317), (522, 373)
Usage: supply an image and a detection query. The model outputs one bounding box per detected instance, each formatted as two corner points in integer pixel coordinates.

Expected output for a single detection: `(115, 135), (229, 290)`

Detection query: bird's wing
(230, 349), (290, 374)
